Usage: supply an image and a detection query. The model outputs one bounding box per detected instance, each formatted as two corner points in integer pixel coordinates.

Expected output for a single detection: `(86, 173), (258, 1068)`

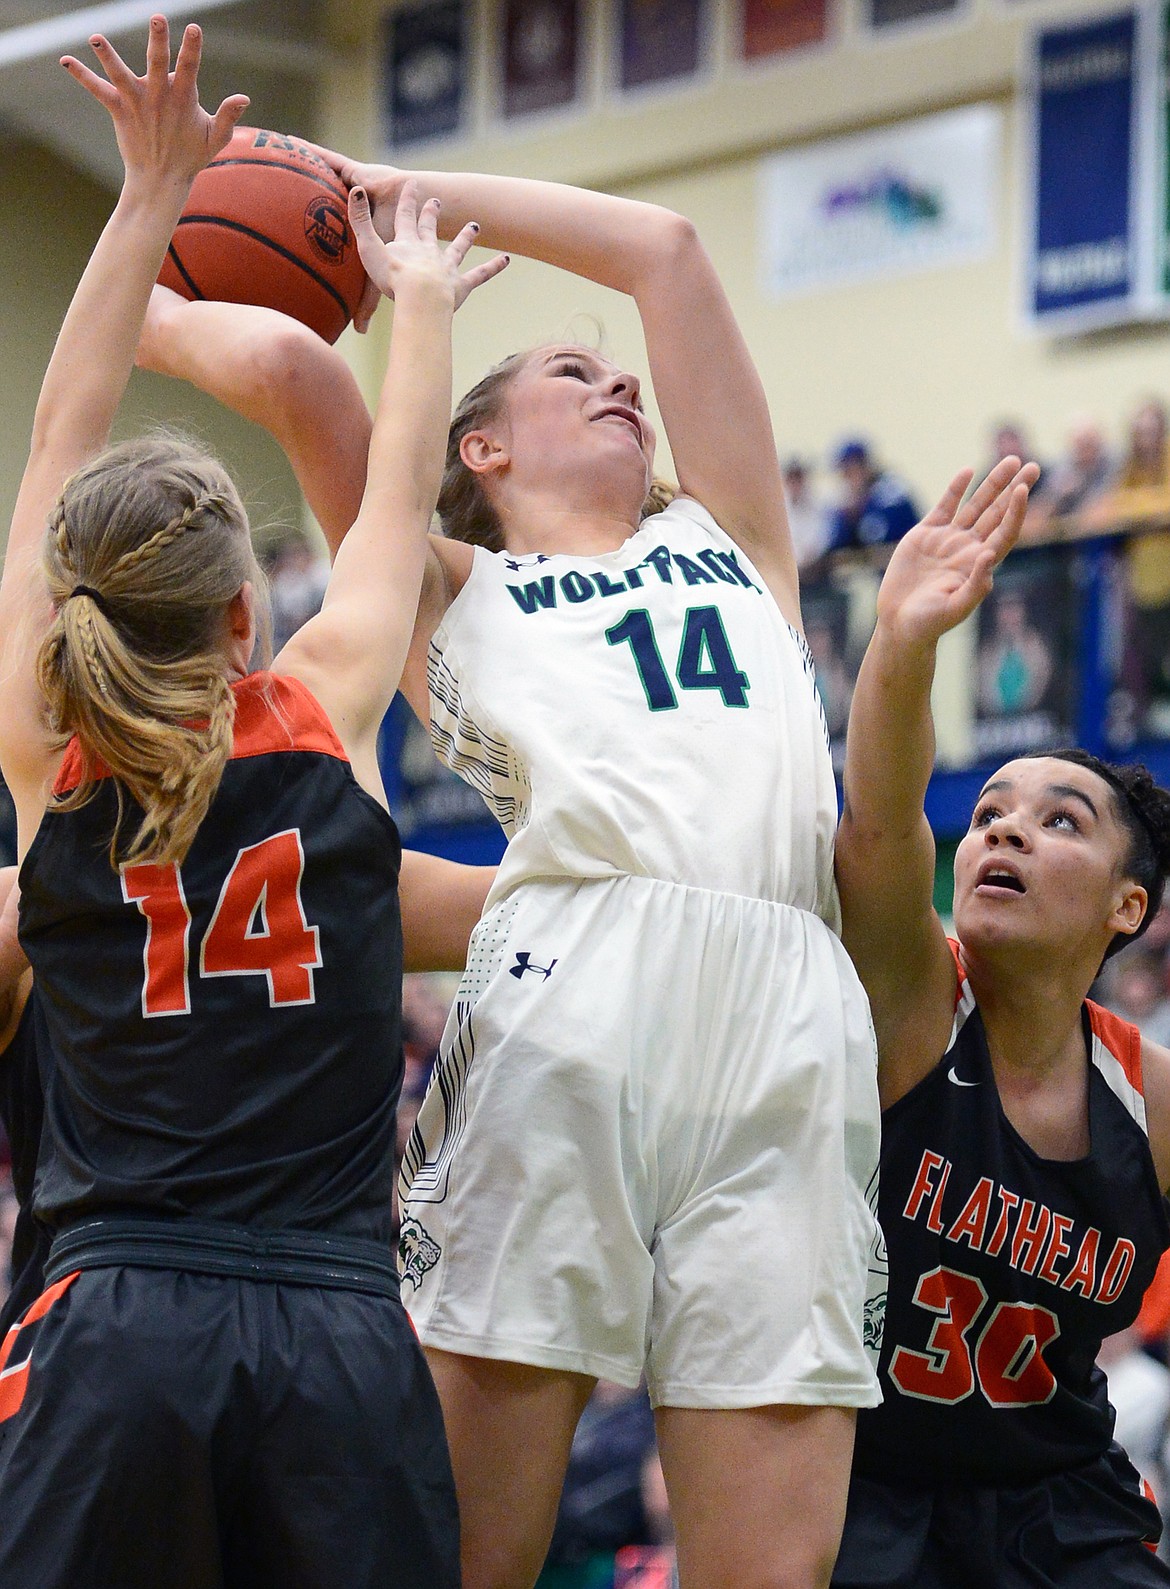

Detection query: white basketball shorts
(399, 873), (885, 1410)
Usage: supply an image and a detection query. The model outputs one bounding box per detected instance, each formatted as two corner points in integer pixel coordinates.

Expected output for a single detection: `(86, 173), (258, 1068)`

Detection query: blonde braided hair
(38, 435), (271, 869)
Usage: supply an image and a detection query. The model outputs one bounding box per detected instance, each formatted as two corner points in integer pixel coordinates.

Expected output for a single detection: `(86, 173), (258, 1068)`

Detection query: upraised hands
(61, 15), (248, 190)
(348, 181), (507, 311)
(875, 456), (1040, 650)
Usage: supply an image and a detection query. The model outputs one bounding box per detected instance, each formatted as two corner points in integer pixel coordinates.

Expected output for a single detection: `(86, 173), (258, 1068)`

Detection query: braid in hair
(37, 435), (268, 869)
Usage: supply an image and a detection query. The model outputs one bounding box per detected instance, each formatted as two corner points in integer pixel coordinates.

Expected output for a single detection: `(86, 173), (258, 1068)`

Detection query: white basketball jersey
(428, 496), (841, 921)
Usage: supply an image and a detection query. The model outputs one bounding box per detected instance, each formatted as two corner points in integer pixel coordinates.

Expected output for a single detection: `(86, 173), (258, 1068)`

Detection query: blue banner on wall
(382, 0), (466, 147)
(1028, 13), (1140, 326)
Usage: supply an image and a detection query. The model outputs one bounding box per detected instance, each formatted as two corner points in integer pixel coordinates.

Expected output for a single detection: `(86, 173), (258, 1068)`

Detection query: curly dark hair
(1030, 748), (1170, 958)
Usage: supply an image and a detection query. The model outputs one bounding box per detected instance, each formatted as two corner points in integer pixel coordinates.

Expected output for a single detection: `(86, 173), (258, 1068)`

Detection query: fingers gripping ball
(158, 127), (367, 344)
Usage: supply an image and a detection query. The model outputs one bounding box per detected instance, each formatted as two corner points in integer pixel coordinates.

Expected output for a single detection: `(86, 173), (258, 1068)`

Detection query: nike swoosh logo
(947, 1065), (980, 1088)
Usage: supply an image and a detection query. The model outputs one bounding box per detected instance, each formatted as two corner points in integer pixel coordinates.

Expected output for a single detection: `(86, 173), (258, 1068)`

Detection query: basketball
(158, 127), (367, 344)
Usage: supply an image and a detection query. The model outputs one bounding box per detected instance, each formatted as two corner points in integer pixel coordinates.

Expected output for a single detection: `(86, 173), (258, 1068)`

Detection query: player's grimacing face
(952, 758), (1139, 955)
(500, 345), (656, 488)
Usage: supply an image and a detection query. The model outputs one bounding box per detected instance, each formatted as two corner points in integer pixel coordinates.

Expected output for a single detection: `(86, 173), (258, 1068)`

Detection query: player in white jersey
(141, 159), (1031, 1589)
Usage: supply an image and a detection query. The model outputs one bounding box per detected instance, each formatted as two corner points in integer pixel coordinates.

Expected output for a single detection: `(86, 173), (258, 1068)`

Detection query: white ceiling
(0, 0), (329, 188)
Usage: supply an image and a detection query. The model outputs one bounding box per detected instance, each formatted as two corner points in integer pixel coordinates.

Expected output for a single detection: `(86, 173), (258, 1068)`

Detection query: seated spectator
(827, 438), (920, 552)
(1027, 414), (1113, 535)
(782, 456), (830, 571)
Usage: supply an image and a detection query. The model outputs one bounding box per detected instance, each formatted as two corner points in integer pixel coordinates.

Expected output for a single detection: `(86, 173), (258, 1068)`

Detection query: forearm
(140, 294), (371, 557)
(842, 619), (938, 841)
(385, 171), (683, 298)
(322, 278), (453, 618)
(365, 279), (454, 530)
(33, 176), (188, 468)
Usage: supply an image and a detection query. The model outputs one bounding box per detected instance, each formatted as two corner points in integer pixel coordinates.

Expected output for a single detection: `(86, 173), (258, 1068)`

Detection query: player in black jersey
(832, 459), (1170, 1588)
(0, 865), (45, 1335)
(0, 852), (494, 1335)
(0, 18), (506, 1588)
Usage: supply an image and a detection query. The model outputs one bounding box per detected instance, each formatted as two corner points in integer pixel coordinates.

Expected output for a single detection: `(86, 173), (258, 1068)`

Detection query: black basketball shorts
(831, 1444), (1170, 1589)
(0, 1264), (459, 1588)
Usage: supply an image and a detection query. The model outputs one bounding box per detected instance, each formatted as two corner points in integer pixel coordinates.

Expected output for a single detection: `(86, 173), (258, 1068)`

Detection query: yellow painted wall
(323, 0), (1170, 503)
(0, 142), (304, 554)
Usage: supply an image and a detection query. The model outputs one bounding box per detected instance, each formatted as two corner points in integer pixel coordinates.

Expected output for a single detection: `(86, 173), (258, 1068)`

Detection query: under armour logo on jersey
(505, 555), (551, 571)
(509, 952), (558, 981)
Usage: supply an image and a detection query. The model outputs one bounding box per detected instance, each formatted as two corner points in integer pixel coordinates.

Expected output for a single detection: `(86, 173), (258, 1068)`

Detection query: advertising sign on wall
(758, 104), (1000, 299)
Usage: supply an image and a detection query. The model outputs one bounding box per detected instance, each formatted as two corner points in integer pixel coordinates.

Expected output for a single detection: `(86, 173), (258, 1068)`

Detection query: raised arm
(138, 289), (372, 557)
(0, 17), (247, 848)
(313, 154), (798, 623)
(0, 867), (31, 1052)
(399, 851), (495, 972)
(274, 185), (506, 800)
(835, 458), (1036, 1106)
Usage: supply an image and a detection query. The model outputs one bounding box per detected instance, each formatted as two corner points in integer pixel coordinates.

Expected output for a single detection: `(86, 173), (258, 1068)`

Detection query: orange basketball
(158, 127), (367, 345)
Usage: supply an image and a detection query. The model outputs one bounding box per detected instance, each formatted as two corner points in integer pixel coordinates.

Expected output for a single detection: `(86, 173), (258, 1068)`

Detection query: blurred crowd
(6, 393), (1170, 1586)
(787, 395), (1170, 572)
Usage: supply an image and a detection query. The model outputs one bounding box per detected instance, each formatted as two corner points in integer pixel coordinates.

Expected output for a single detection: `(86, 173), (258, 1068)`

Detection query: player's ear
(1109, 880), (1148, 941)
(460, 429), (509, 478)
(226, 581), (256, 661)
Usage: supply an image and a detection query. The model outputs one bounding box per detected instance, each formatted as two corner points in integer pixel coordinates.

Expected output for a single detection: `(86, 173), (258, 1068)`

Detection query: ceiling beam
(0, 0), (247, 70)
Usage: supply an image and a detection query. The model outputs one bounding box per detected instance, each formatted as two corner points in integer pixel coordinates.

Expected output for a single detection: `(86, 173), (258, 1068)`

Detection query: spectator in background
(827, 438), (920, 553)
(1092, 400), (1170, 734)
(987, 419), (1047, 497)
(1101, 948), (1170, 1050)
(1028, 415), (1114, 535)
(266, 529), (330, 651)
(782, 457), (830, 572)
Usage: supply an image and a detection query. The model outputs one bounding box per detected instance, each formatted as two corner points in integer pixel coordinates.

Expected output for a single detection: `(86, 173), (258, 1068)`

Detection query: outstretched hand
(348, 181), (507, 310)
(303, 145), (405, 330)
(875, 456), (1040, 649)
(61, 14), (249, 189)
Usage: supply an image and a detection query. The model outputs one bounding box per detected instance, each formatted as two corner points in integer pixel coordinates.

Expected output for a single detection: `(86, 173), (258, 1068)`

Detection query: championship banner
(742, 0), (828, 57)
(618, 0), (705, 90)
(758, 104), (1000, 299)
(503, 0), (579, 117)
(382, 0), (467, 147)
(1025, 9), (1164, 330)
(867, 0), (958, 28)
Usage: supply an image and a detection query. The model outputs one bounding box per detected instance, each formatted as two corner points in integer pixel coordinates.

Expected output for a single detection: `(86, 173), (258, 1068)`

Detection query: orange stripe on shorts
(0, 1271), (80, 1423)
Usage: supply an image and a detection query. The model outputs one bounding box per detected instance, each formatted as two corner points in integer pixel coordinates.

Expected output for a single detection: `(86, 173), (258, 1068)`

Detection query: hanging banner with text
(1024, 7), (1165, 331)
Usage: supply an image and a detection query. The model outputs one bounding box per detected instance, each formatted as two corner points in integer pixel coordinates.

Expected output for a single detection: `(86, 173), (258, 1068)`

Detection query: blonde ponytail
(37, 436), (270, 869)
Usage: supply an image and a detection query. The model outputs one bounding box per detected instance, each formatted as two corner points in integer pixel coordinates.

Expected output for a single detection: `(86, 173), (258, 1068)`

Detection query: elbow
(633, 209), (704, 290)
(252, 323), (338, 424)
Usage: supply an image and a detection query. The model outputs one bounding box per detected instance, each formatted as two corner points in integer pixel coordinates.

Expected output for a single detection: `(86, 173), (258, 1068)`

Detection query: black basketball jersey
(854, 943), (1170, 1488)
(0, 988), (50, 1331)
(18, 673), (404, 1243)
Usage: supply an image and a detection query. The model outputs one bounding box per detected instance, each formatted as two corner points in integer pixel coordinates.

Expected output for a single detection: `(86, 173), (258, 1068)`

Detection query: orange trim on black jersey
(946, 937), (968, 1011)
(1086, 999), (1145, 1099)
(0, 1269), (79, 1423)
(53, 673), (348, 797)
